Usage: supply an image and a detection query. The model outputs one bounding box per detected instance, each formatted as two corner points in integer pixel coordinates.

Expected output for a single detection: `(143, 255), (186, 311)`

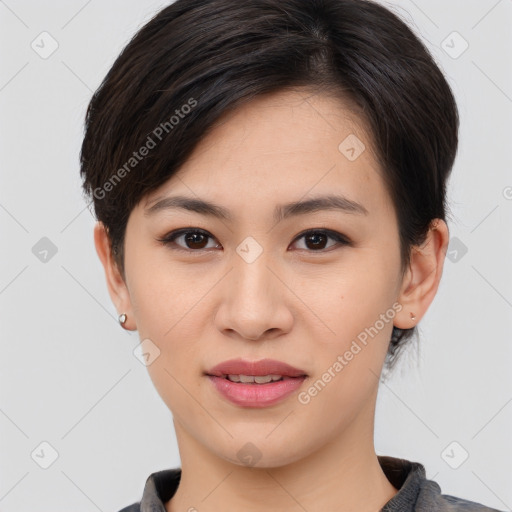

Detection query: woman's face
(119, 89), (410, 466)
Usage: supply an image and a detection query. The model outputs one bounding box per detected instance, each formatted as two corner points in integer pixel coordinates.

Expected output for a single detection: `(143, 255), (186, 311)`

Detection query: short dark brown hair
(80, 0), (459, 373)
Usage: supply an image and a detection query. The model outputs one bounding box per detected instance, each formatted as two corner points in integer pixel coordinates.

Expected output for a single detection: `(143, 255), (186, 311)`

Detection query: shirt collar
(138, 455), (425, 511)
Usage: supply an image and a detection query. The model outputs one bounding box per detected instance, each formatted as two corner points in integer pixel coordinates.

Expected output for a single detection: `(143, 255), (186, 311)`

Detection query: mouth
(205, 357), (308, 379)
(205, 358), (308, 407)
(217, 374), (298, 384)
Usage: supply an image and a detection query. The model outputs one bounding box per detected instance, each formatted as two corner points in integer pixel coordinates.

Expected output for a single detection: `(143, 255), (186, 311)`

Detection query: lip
(205, 358), (308, 408)
(206, 358), (308, 378)
(207, 375), (306, 407)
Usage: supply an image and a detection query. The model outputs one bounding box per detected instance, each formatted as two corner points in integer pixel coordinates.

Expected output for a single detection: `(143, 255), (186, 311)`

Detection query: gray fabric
(118, 456), (504, 512)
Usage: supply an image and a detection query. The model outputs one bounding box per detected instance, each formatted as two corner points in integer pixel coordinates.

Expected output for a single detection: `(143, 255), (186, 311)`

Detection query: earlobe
(394, 219), (449, 329)
(93, 221), (135, 330)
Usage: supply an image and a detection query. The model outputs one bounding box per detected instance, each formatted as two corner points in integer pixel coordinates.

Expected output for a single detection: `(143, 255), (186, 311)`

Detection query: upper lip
(206, 358), (308, 378)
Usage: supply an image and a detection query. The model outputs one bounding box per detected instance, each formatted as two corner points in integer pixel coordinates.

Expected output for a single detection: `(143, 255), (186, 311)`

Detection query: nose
(214, 249), (294, 341)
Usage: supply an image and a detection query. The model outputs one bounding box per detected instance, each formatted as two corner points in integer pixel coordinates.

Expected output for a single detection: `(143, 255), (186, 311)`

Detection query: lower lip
(207, 375), (306, 408)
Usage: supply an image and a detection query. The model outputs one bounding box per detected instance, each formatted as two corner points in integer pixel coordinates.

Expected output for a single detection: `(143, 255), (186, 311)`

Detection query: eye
(157, 228), (220, 251)
(290, 229), (351, 251)
(157, 228), (351, 253)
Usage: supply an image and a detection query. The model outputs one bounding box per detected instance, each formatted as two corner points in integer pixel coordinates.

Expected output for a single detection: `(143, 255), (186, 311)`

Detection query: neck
(166, 402), (398, 512)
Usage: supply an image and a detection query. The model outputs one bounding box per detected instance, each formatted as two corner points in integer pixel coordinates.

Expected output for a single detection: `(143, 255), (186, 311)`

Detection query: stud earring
(118, 313), (127, 326)
(410, 312), (416, 321)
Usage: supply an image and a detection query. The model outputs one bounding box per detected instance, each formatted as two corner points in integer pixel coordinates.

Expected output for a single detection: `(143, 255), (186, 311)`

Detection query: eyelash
(156, 228), (352, 253)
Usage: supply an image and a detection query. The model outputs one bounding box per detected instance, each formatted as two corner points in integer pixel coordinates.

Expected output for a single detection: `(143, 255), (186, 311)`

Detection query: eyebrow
(144, 194), (369, 221)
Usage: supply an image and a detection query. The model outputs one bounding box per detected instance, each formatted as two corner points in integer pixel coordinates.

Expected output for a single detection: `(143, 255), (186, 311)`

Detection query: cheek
(127, 259), (209, 385)
(297, 275), (395, 424)
(138, 297), (207, 418)
(145, 355), (205, 432)
(302, 250), (400, 377)
(315, 258), (397, 329)
(127, 251), (195, 338)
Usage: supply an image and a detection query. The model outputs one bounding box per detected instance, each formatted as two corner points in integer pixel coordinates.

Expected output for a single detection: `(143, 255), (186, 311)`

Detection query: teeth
(226, 374), (283, 383)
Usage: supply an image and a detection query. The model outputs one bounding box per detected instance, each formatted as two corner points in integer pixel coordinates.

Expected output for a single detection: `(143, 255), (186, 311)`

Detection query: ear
(93, 221), (136, 330)
(394, 219), (450, 329)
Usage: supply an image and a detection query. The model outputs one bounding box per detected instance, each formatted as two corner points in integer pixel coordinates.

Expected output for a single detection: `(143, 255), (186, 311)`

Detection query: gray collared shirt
(117, 456), (504, 512)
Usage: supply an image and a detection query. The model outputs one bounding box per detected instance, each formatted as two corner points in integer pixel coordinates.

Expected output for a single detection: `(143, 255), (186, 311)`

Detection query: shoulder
(378, 456), (504, 512)
(114, 467), (181, 512)
(417, 477), (504, 511)
(116, 503), (140, 512)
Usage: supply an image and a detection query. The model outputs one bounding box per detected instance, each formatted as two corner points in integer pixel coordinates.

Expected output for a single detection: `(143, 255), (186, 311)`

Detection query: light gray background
(1, 0), (511, 511)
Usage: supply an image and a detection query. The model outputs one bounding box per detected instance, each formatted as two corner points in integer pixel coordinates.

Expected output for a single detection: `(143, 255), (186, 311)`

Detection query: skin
(94, 89), (449, 512)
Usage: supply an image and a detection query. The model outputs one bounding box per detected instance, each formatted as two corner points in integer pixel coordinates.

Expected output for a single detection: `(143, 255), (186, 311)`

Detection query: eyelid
(157, 227), (351, 252)
(157, 228), (220, 252)
(290, 228), (351, 247)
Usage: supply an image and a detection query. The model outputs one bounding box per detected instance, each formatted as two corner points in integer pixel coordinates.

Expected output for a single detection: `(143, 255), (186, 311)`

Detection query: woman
(80, 0), (503, 510)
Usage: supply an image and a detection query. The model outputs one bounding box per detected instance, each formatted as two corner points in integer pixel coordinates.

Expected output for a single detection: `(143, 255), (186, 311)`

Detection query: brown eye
(158, 229), (220, 251)
(183, 232), (209, 249)
(158, 228), (350, 253)
(304, 232), (328, 250)
(291, 229), (351, 252)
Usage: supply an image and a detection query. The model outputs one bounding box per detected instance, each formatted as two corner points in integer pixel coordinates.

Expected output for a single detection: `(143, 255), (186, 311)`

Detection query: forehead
(189, 88), (375, 157)
(144, 89), (392, 219)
